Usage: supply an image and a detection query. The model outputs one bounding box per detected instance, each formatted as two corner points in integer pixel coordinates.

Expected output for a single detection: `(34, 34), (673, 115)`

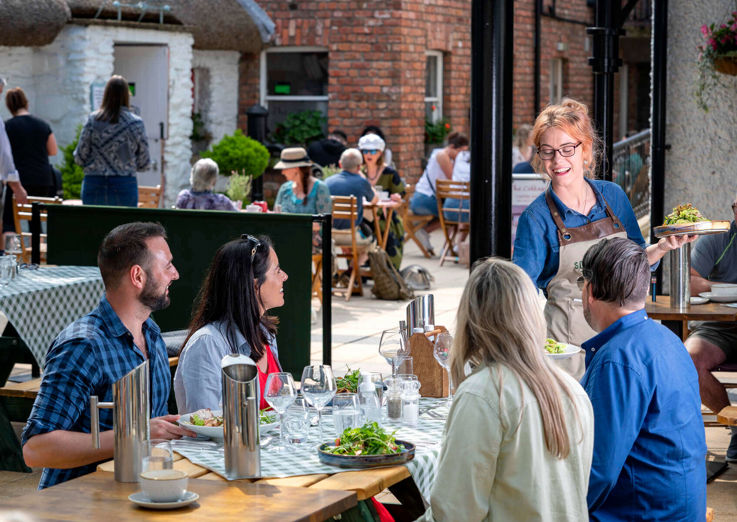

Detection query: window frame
(549, 57), (564, 104)
(260, 46), (330, 108)
(424, 50), (444, 123)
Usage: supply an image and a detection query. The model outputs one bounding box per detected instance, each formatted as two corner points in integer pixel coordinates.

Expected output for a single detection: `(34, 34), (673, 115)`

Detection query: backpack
(400, 265), (434, 291)
(367, 243), (414, 300)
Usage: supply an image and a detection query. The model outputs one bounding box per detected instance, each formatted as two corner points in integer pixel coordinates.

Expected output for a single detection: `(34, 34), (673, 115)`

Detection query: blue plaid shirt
(22, 296), (170, 489)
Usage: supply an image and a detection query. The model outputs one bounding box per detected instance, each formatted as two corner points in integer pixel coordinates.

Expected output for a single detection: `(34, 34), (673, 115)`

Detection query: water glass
(264, 372), (297, 451)
(300, 365), (336, 438)
(367, 372), (385, 406)
(332, 393), (360, 437)
(4, 235), (21, 257)
(283, 397), (311, 444)
(0, 256), (15, 286)
(141, 439), (174, 473)
(396, 356), (413, 375)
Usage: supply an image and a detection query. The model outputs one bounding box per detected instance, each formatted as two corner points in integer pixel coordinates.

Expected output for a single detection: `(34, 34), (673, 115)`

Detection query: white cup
(711, 283), (737, 296)
(245, 204), (262, 213)
(138, 469), (188, 502)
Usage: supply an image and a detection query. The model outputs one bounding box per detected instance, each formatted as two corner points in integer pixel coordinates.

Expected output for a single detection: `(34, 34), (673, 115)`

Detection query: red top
(257, 345), (280, 410)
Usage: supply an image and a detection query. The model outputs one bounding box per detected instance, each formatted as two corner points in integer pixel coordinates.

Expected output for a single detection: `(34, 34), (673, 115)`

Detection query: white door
(113, 44), (169, 187)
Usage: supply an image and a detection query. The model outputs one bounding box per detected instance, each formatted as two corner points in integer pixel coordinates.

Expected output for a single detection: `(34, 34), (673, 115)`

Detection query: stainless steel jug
(90, 361), (149, 482)
(406, 294), (435, 332)
(221, 354), (261, 479)
(669, 244), (691, 309)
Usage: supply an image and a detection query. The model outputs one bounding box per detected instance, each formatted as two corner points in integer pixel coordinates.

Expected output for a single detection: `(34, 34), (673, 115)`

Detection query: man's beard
(583, 297), (594, 331)
(139, 272), (170, 312)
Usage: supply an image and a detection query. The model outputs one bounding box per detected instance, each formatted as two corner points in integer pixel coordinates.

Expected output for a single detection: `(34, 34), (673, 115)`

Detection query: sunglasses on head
(361, 149), (379, 155)
(241, 234), (262, 262)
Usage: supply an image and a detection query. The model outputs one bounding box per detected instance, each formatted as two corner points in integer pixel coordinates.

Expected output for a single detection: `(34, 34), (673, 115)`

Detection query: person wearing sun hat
(358, 132), (407, 270)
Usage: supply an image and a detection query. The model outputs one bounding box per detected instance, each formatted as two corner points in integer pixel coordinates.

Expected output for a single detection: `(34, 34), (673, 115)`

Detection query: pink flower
(702, 24), (710, 36)
(712, 40), (718, 50)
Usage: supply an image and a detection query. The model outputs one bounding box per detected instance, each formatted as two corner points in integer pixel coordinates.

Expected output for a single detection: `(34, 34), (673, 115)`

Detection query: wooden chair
(703, 363), (737, 427)
(400, 184), (435, 258)
(435, 179), (470, 266)
(331, 195), (372, 301)
(311, 253), (323, 304)
(12, 195), (63, 264)
(138, 185), (162, 208)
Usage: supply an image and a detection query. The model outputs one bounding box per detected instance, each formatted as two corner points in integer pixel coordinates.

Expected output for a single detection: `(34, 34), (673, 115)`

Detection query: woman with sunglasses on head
(512, 98), (694, 357)
(358, 133), (406, 270)
(174, 234), (288, 413)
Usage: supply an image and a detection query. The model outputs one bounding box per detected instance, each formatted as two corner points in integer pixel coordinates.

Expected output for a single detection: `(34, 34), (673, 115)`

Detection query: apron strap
(545, 185), (625, 243)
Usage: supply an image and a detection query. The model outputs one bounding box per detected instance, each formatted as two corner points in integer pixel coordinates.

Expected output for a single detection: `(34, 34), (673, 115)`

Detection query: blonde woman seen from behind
(421, 259), (594, 522)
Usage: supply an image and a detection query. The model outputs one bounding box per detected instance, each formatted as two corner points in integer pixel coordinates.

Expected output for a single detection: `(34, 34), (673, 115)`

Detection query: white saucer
(129, 490), (199, 510)
(690, 296), (709, 305)
(699, 292), (737, 303)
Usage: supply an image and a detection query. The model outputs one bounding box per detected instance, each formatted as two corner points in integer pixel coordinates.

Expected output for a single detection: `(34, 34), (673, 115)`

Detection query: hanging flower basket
(714, 56), (737, 75)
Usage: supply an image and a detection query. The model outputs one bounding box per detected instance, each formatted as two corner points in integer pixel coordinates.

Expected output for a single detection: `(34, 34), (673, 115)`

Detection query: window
(549, 58), (564, 104)
(425, 51), (443, 123)
(260, 47), (329, 133)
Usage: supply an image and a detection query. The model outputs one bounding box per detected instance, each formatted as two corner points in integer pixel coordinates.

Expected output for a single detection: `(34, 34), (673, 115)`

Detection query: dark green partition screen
(46, 205), (313, 376)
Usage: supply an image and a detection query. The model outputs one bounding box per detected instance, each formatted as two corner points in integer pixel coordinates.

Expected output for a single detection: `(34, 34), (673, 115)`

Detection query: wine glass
(434, 332), (454, 403)
(378, 329), (409, 377)
(300, 364), (337, 438)
(264, 372), (297, 451)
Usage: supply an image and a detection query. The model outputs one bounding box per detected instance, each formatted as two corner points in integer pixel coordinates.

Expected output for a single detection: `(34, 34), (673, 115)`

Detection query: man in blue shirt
(22, 222), (195, 489)
(579, 237), (706, 521)
(325, 147), (377, 229)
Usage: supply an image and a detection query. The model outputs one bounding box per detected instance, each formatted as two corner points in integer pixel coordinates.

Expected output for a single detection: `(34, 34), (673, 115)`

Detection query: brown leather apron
(544, 189), (628, 376)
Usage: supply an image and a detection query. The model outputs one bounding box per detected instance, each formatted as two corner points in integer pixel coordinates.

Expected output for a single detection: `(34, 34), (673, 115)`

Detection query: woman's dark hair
(447, 131), (469, 149)
(5, 87), (28, 115)
(298, 165), (312, 206)
(183, 235), (278, 359)
(96, 75), (130, 124)
(360, 125), (386, 142)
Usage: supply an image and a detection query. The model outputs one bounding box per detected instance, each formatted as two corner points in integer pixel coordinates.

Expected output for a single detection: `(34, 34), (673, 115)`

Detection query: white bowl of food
(178, 408), (278, 440)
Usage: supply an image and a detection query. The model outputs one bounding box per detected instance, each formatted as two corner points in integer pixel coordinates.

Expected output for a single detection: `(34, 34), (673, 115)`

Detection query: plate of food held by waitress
(512, 98), (696, 377)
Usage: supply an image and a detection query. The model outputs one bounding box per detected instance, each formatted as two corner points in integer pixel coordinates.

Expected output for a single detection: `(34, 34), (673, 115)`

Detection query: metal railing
(611, 128), (650, 220)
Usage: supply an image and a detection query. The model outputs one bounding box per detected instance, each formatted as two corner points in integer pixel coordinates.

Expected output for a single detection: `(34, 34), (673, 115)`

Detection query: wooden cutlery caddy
(410, 326), (449, 398)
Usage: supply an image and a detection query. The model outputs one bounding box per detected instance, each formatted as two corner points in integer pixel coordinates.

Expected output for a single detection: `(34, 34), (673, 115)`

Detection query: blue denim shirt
(513, 179), (649, 293)
(580, 310), (706, 521)
(22, 297), (170, 489)
(324, 170), (375, 229)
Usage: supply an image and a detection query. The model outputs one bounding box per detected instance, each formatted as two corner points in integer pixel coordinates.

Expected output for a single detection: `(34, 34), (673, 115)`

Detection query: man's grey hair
(0, 77), (6, 87)
(190, 158), (219, 192)
(581, 237), (650, 307)
(340, 148), (363, 172)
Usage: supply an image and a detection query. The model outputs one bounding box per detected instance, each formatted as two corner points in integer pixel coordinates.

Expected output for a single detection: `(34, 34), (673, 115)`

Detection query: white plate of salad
(179, 408), (277, 440)
(544, 338), (582, 359)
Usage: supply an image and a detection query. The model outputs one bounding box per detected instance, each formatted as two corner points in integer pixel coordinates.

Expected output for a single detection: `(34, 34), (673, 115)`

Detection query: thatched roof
(0, 0), (70, 47)
(1, 0), (273, 53)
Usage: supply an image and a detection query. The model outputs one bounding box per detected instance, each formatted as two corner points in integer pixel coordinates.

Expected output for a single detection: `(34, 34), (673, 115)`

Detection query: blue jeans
(81, 176), (138, 207)
(443, 198), (469, 223)
(410, 192), (438, 216)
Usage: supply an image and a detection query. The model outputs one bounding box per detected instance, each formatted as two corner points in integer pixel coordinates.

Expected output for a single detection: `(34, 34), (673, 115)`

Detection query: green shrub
(59, 126), (84, 199)
(425, 118), (451, 144)
(201, 129), (269, 178)
(225, 172), (252, 207)
(270, 110), (326, 146)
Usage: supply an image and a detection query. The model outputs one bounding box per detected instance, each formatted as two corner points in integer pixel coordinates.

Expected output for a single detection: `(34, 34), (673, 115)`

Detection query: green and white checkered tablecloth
(171, 398), (449, 501)
(0, 266), (104, 367)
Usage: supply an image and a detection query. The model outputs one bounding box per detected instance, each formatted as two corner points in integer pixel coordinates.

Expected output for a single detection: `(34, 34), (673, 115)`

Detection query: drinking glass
(0, 256), (14, 286)
(378, 328), (409, 377)
(396, 356), (413, 376)
(367, 372), (385, 406)
(4, 235), (21, 258)
(264, 372), (297, 451)
(141, 439), (174, 473)
(283, 397), (311, 444)
(434, 332), (454, 403)
(332, 393), (360, 436)
(300, 364), (337, 438)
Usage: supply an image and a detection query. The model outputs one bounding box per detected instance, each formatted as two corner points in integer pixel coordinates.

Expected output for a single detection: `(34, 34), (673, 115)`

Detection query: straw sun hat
(274, 147), (314, 169)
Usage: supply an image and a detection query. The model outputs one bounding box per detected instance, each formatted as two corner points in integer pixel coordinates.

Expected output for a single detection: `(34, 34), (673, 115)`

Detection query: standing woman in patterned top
(74, 75), (149, 206)
(358, 133), (406, 270)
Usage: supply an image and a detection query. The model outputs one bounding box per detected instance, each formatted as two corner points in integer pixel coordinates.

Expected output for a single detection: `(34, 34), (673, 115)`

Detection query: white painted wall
(192, 49), (240, 145)
(1, 24), (194, 205)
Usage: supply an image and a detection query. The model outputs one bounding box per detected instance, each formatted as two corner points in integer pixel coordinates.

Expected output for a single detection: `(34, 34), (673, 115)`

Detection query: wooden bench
(0, 356), (179, 473)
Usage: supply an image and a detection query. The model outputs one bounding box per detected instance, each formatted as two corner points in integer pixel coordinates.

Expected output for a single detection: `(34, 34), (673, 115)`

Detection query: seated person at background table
(578, 238), (706, 521)
(421, 258), (593, 521)
(324, 148), (377, 230)
(306, 129), (347, 168)
(174, 234), (287, 413)
(359, 133), (405, 269)
(22, 222), (195, 489)
(175, 158), (239, 211)
(686, 192), (737, 460)
(360, 125), (393, 167)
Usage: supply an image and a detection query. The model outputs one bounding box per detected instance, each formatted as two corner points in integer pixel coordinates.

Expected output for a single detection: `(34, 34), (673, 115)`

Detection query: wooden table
(645, 295), (737, 340)
(364, 200), (401, 250)
(1, 471), (356, 521)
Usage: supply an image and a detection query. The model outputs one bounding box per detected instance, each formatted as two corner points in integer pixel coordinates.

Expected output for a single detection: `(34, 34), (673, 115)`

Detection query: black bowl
(317, 440), (415, 468)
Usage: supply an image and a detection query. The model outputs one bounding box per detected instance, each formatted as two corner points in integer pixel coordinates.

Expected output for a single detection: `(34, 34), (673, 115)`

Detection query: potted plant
(270, 109), (326, 146)
(695, 11), (737, 111)
(425, 117), (451, 157)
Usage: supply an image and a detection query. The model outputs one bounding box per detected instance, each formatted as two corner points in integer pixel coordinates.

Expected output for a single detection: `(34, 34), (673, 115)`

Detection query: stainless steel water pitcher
(406, 294), (435, 332)
(669, 243), (691, 309)
(90, 361), (150, 482)
(221, 354), (261, 479)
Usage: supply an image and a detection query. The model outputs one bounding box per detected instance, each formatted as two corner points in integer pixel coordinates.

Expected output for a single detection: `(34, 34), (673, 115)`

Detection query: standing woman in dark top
(74, 75), (149, 207)
(3, 87), (58, 236)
